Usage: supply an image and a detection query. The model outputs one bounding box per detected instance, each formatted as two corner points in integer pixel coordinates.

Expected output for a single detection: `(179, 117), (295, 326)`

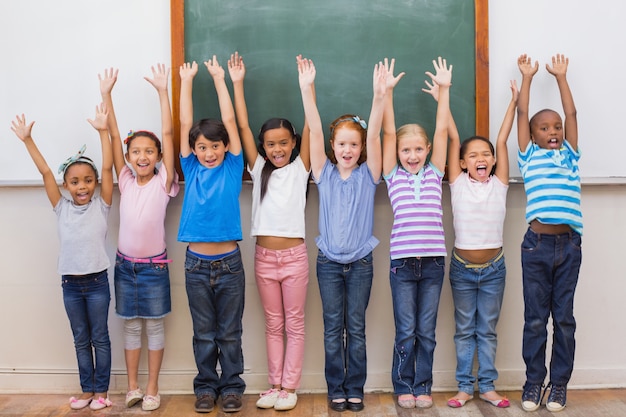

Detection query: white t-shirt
(248, 154), (310, 238)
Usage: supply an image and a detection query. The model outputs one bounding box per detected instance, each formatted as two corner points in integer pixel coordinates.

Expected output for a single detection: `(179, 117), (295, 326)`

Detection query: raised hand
(98, 67), (119, 96)
(510, 79), (519, 102)
(227, 52), (245, 83)
(179, 61), (198, 81)
(87, 103), (109, 131)
(10, 114), (35, 142)
(546, 53), (569, 77)
(297, 55), (316, 89)
(145, 63), (170, 92)
(373, 61), (387, 98)
(425, 56), (452, 88)
(383, 58), (405, 91)
(204, 55), (225, 80)
(517, 54), (539, 77)
(422, 79), (440, 102)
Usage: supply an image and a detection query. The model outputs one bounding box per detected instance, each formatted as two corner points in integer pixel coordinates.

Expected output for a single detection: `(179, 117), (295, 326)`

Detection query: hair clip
(331, 115), (368, 136)
(124, 130), (135, 145)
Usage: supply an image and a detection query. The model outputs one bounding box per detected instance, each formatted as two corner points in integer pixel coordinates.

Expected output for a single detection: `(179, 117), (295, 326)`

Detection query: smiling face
(193, 134), (229, 169)
(125, 135), (161, 182)
(397, 134), (430, 175)
(530, 110), (564, 150)
(261, 127), (296, 168)
(63, 163), (98, 205)
(331, 127), (363, 172)
(460, 138), (496, 182)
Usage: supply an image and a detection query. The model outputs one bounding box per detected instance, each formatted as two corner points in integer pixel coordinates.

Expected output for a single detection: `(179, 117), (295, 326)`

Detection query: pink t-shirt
(118, 165), (180, 257)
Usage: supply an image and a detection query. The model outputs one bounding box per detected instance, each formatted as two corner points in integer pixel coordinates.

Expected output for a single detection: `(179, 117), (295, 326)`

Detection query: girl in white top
(441, 80), (518, 409)
(228, 52), (310, 411)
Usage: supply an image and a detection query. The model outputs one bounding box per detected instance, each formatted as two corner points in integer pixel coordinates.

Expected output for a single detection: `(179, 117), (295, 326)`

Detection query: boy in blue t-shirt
(178, 57), (245, 414)
(516, 53), (582, 413)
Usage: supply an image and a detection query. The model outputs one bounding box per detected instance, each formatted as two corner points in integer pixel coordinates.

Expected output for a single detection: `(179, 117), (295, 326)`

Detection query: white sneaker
(256, 388), (280, 409)
(274, 390), (298, 411)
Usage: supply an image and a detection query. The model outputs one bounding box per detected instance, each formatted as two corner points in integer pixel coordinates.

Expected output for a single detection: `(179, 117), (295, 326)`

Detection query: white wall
(1, 0), (626, 395)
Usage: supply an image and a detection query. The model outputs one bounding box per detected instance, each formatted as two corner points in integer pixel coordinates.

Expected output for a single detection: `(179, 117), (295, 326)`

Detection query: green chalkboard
(174, 0), (485, 147)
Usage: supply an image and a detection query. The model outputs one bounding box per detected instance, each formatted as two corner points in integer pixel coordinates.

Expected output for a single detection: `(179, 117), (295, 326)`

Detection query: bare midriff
(256, 235), (304, 250)
(530, 219), (572, 234)
(454, 247), (502, 264)
(188, 241), (238, 256)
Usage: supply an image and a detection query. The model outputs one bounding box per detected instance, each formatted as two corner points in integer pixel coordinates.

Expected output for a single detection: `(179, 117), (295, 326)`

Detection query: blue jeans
(449, 250), (506, 394)
(62, 270), (111, 393)
(521, 228), (582, 387)
(184, 247), (246, 398)
(316, 250), (373, 401)
(389, 256), (444, 396)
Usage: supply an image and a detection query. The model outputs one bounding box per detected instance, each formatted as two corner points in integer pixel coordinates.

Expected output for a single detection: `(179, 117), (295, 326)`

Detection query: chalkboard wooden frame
(169, 0), (489, 162)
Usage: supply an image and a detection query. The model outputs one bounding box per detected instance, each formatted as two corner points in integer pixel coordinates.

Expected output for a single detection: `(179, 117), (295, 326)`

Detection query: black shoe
(347, 399), (364, 412)
(329, 399), (347, 412)
(521, 383), (543, 412)
(222, 393), (243, 413)
(194, 394), (215, 413)
(546, 383), (567, 412)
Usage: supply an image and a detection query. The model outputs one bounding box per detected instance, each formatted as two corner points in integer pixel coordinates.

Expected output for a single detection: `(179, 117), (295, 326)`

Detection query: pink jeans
(255, 242), (309, 390)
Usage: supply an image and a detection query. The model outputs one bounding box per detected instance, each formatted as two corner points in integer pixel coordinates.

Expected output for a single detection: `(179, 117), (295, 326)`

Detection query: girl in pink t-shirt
(99, 64), (179, 412)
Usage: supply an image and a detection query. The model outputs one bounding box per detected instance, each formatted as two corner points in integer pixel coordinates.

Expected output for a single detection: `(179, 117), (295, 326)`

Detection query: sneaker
(546, 384), (567, 412)
(194, 394), (215, 413)
(521, 383), (543, 412)
(125, 388), (144, 408)
(274, 390), (298, 411)
(256, 388), (280, 409)
(142, 394), (161, 411)
(221, 393), (243, 413)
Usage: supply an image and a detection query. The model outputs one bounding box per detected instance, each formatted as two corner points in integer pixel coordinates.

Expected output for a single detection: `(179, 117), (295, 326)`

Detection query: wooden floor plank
(0, 390), (624, 416)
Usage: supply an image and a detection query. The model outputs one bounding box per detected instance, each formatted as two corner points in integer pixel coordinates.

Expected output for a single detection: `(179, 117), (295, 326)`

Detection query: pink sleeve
(157, 164), (180, 197)
(118, 165), (134, 193)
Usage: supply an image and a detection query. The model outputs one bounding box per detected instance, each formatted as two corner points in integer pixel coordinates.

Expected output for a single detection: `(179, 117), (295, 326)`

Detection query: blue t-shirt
(177, 152), (243, 242)
(314, 159), (379, 264)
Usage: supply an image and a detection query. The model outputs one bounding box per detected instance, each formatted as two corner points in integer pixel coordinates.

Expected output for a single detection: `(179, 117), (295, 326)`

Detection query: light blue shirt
(314, 160), (379, 264)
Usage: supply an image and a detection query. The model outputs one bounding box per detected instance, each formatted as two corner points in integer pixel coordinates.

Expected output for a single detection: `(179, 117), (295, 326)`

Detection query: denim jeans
(184, 247), (246, 398)
(316, 250), (373, 401)
(521, 228), (582, 387)
(449, 250), (506, 394)
(62, 270), (111, 393)
(390, 256), (444, 396)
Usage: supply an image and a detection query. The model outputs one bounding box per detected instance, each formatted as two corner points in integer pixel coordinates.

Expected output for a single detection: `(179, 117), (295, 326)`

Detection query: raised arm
(88, 103), (113, 205)
(546, 54), (578, 149)
(227, 52), (258, 168)
(179, 61), (198, 157)
(426, 57), (453, 173)
(296, 55), (311, 172)
(298, 56), (325, 179)
(381, 59), (405, 177)
(365, 61), (387, 180)
(423, 79), (462, 182)
(10, 115), (61, 207)
(205, 55), (241, 156)
(494, 80), (519, 184)
(516, 54), (539, 152)
(145, 63), (175, 192)
(98, 67), (125, 178)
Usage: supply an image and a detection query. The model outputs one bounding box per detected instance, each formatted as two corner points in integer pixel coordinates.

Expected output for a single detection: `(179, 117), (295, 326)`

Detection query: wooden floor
(0, 390), (625, 417)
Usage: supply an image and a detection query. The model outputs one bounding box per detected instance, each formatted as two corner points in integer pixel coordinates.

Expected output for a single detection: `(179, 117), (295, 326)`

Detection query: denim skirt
(114, 252), (171, 319)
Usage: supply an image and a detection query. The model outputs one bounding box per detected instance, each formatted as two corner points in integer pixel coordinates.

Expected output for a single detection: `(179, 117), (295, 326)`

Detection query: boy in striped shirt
(516, 53), (581, 413)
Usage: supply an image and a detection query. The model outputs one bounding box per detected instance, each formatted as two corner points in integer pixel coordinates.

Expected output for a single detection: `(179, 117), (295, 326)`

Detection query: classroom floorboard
(0, 389), (625, 416)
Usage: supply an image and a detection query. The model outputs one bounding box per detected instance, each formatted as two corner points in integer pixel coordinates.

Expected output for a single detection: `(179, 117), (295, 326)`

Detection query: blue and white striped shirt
(518, 139), (582, 235)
